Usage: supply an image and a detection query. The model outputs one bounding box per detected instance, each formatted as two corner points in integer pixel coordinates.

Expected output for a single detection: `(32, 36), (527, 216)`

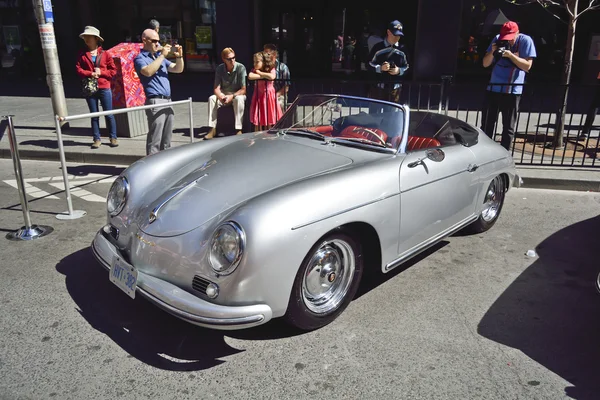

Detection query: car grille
(192, 275), (212, 296)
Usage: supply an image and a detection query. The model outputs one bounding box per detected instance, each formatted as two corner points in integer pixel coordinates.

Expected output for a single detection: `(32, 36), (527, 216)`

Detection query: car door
(397, 144), (480, 256)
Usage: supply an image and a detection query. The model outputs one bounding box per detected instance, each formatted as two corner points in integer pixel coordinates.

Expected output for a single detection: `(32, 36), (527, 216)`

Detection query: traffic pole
(32, 0), (69, 126)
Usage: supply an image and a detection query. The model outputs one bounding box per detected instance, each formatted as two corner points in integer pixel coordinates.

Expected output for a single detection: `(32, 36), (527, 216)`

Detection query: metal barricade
(54, 98), (194, 220)
(2, 115), (54, 241)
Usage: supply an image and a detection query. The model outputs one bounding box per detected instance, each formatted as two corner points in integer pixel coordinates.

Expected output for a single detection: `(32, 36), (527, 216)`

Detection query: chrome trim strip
(137, 287), (265, 326)
(478, 157), (505, 168)
(291, 192), (400, 230)
(384, 214), (479, 272)
(150, 174), (207, 223)
(400, 169), (469, 194)
(399, 104), (410, 154)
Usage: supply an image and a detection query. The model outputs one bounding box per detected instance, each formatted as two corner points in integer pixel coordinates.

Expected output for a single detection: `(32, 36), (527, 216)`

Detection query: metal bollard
(2, 115), (54, 241)
(188, 97), (194, 143)
(54, 115), (86, 220)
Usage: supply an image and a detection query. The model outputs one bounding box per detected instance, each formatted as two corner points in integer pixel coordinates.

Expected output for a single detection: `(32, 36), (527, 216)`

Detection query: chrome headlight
(208, 221), (245, 276)
(107, 176), (129, 216)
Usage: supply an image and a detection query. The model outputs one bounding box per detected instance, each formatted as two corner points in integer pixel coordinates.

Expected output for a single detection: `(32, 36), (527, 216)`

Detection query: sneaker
(91, 140), (101, 149)
(110, 138), (119, 147)
(236, 130), (243, 135)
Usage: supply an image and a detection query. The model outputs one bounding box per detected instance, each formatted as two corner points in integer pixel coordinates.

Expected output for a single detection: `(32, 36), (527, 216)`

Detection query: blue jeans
(85, 88), (117, 141)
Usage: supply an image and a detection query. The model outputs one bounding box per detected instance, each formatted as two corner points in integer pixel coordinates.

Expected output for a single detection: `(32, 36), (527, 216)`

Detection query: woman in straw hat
(75, 26), (118, 149)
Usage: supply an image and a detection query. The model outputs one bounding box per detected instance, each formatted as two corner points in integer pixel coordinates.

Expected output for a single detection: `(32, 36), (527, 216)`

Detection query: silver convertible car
(92, 94), (520, 331)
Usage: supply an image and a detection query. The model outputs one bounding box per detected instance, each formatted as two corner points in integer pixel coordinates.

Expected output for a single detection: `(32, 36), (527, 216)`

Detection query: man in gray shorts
(205, 47), (247, 139)
(134, 28), (184, 155)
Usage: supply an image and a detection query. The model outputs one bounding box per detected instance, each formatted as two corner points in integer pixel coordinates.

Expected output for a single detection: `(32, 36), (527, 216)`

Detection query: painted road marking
(3, 179), (60, 199)
(2, 175), (116, 202)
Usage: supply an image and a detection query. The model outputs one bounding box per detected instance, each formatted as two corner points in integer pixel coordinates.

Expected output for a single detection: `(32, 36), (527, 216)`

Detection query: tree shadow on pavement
(478, 215), (600, 400)
(20, 139), (92, 148)
(55, 248), (303, 371)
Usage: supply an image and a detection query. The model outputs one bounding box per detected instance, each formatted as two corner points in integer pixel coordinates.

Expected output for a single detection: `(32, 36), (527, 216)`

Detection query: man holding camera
(134, 28), (184, 155)
(481, 21), (536, 150)
(367, 20), (409, 104)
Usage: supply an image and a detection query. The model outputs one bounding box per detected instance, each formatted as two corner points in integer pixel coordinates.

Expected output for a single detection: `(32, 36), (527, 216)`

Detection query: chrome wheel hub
(302, 239), (355, 314)
(481, 176), (503, 222)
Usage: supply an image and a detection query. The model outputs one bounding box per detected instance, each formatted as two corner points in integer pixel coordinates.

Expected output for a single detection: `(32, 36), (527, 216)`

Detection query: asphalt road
(0, 159), (599, 400)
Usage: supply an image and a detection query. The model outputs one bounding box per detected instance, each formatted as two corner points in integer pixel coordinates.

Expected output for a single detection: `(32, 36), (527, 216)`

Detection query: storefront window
(0, 1), (23, 70)
(185, 0), (217, 72)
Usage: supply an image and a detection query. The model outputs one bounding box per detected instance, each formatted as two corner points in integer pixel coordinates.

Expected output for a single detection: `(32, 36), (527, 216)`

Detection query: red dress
(250, 68), (282, 126)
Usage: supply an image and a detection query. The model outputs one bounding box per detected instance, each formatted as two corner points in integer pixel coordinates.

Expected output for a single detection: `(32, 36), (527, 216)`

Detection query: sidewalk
(1, 95), (598, 192)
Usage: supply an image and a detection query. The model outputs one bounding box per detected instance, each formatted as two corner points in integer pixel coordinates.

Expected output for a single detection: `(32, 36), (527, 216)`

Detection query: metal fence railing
(247, 77), (598, 168)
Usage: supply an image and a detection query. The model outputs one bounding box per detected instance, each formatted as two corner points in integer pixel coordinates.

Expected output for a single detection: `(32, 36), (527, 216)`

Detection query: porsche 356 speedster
(92, 94), (520, 331)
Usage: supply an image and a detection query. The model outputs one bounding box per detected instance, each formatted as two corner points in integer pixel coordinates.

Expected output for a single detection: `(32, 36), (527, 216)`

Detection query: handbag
(81, 51), (103, 97)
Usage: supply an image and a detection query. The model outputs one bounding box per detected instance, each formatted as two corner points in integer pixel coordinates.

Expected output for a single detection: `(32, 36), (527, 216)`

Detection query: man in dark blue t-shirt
(134, 28), (184, 155)
(481, 21), (536, 150)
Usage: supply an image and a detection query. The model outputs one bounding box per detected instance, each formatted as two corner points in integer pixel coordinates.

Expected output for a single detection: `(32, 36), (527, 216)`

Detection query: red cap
(499, 21), (519, 41)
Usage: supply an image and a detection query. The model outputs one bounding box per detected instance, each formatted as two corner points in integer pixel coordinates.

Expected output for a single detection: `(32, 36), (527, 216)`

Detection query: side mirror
(426, 148), (445, 162)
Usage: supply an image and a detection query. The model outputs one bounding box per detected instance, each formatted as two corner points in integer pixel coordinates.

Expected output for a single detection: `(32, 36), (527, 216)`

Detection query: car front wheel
(284, 232), (363, 331)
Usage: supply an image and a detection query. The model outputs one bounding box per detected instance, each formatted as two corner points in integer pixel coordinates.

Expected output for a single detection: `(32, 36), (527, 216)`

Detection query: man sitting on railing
(134, 28), (185, 156)
(481, 21), (536, 151)
(205, 47), (247, 139)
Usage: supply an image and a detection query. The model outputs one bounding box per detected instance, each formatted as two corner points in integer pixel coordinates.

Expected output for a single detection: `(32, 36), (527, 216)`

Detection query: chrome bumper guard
(91, 229), (273, 330)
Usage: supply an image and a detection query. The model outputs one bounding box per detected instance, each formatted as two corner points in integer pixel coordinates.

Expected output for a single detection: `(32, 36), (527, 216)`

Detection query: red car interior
(309, 125), (441, 151)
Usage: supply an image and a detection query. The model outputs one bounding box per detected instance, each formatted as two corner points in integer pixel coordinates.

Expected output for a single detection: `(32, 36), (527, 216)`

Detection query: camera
(493, 40), (510, 59)
(388, 61), (396, 69)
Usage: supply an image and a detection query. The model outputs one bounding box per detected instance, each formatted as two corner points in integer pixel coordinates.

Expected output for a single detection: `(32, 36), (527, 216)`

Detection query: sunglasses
(149, 39), (160, 44)
(225, 56), (235, 61)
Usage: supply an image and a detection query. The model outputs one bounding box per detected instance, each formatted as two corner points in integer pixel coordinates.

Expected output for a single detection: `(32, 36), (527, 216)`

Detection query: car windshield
(271, 95), (405, 152)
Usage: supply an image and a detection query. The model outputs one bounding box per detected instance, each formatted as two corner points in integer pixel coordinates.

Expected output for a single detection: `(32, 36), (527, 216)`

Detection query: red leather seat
(313, 125), (334, 136)
(338, 125), (388, 143)
(407, 136), (441, 150)
(389, 136), (441, 150)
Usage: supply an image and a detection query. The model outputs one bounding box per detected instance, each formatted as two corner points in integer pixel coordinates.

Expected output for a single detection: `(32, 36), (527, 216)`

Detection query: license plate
(109, 256), (137, 299)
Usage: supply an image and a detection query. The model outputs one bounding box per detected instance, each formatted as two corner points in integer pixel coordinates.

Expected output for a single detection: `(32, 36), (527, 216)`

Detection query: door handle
(467, 163), (479, 172)
(408, 158), (424, 168)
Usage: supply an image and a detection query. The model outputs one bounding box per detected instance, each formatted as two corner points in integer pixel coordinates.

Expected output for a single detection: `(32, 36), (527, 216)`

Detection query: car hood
(136, 135), (353, 237)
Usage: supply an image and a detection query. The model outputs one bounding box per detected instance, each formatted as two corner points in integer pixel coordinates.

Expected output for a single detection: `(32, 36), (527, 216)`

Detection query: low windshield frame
(271, 94), (409, 154)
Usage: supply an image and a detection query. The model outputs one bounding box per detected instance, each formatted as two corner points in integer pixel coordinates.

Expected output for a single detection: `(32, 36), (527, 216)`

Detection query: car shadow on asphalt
(477, 215), (600, 400)
(355, 241), (450, 300)
(55, 247), (305, 371)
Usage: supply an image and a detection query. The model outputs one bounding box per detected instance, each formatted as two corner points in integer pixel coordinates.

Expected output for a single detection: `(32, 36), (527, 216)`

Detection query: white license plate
(109, 256), (137, 299)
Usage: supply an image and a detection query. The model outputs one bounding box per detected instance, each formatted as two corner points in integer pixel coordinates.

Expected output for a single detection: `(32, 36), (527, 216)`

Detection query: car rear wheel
(284, 232), (363, 331)
(467, 175), (506, 234)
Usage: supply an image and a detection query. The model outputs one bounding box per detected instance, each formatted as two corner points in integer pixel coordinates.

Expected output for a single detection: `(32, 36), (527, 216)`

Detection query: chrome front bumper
(91, 229), (273, 330)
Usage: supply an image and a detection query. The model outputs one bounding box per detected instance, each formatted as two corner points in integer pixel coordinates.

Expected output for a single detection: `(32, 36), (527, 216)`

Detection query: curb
(520, 177), (600, 193)
(0, 148), (143, 166)
(2, 148), (599, 193)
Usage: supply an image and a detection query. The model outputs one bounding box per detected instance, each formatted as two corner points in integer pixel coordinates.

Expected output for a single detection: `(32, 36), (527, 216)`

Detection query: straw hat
(79, 26), (104, 42)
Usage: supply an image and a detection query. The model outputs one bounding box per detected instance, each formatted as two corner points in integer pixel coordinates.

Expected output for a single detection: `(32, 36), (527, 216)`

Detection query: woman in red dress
(248, 51), (282, 131)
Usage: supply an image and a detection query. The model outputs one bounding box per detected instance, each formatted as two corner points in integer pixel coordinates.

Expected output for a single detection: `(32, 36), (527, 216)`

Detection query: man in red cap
(481, 21), (536, 150)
